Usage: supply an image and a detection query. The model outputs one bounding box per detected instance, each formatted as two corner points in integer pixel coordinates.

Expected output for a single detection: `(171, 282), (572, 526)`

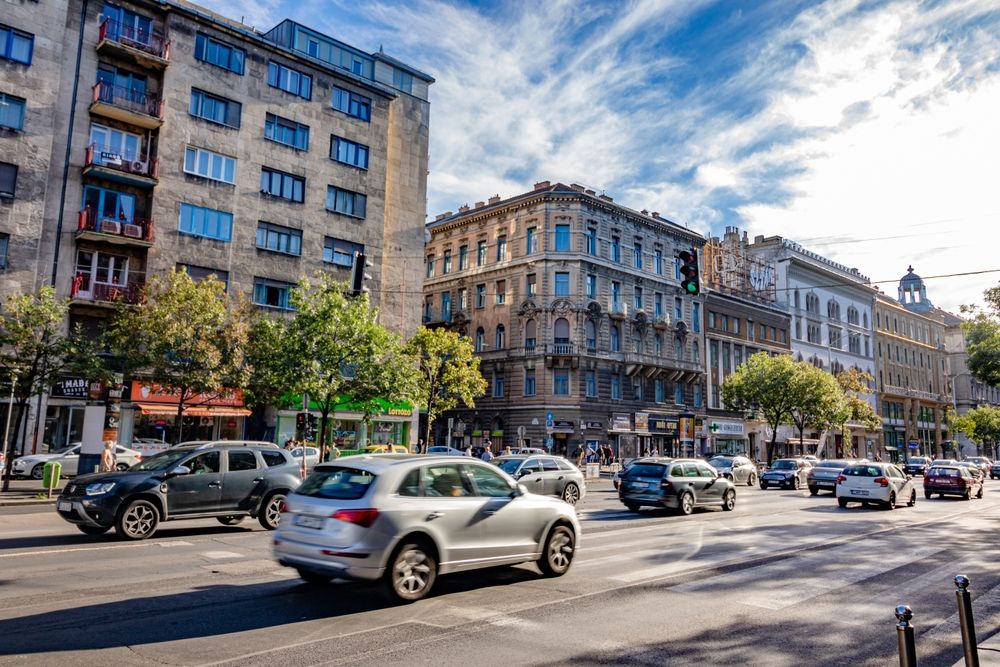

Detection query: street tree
(0, 286), (105, 490)
(953, 406), (1000, 458)
(832, 369), (881, 458)
(404, 327), (488, 446)
(108, 269), (250, 444)
(721, 351), (799, 464)
(962, 284), (1000, 386)
(787, 363), (842, 456)
(343, 321), (419, 439)
(244, 314), (292, 413)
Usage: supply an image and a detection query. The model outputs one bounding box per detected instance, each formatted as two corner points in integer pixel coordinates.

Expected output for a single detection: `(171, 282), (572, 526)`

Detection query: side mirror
(510, 483), (527, 498)
(168, 465), (191, 477)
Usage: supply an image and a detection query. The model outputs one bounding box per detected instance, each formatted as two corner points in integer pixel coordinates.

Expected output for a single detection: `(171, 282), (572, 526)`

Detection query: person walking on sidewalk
(100, 441), (117, 473)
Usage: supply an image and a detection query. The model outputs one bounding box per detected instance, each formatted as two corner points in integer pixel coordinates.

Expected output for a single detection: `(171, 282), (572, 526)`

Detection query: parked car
(760, 459), (810, 490)
(492, 455), (586, 505)
(923, 465), (983, 500)
(130, 438), (169, 456)
(55, 441), (300, 539)
(964, 457), (992, 476)
(707, 455), (757, 486)
(512, 447), (547, 455)
(836, 462), (916, 509)
(425, 446), (466, 456)
(11, 445), (80, 479)
(362, 445), (410, 454)
(807, 459), (855, 495)
(802, 455), (819, 464)
(930, 458), (960, 467)
(990, 461), (1000, 480)
(618, 457), (736, 515)
(903, 456), (932, 476)
(273, 455), (580, 602)
(55, 445), (143, 477)
(288, 446), (321, 472)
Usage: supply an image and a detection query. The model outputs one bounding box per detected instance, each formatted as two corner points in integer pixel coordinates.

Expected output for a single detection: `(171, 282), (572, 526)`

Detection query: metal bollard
(955, 575), (979, 667)
(896, 605), (917, 667)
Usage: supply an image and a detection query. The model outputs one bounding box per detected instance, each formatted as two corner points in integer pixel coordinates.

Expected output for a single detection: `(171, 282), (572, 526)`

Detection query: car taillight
(956, 478), (968, 487)
(874, 477), (889, 487)
(660, 479), (673, 489)
(331, 508), (379, 527)
(836, 474), (846, 484)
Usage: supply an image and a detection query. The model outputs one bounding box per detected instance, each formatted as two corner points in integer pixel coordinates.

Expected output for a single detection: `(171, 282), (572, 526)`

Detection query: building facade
(1, 0), (431, 454)
(873, 268), (952, 461)
(943, 311), (1000, 457)
(424, 182), (706, 459)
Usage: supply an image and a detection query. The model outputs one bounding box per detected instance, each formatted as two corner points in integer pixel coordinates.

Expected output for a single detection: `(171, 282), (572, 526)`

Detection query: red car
(923, 465), (983, 500)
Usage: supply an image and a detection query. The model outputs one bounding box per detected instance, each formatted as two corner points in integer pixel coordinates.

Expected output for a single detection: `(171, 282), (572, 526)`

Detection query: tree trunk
(767, 427), (778, 465)
(174, 388), (188, 445)
(318, 406), (331, 462)
(1, 398), (29, 492)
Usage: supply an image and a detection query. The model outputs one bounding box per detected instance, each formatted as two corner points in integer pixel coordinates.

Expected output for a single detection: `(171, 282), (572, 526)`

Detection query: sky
(204, 0), (1000, 314)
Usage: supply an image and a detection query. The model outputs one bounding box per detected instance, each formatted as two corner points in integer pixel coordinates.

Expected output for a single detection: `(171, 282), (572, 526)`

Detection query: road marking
(201, 550), (244, 560)
(0, 540), (191, 559)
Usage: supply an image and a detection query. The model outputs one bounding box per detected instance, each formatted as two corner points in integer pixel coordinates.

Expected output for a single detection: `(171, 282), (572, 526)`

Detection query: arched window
(827, 300), (840, 320)
(654, 333), (662, 355)
(692, 340), (700, 363)
(495, 324), (505, 349)
(554, 317), (570, 345)
(863, 312), (868, 328)
(475, 327), (485, 352)
(674, 337), (683, 360)
(524, 319), (537, 349)
(610, 324), (620, 352)
(585, 320), (597, 349)
(847, 307), (858, 325)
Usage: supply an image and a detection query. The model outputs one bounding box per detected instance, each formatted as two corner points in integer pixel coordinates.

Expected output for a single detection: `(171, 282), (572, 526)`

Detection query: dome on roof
(898, 265), (932, 312)
(900, 265), (922, 283)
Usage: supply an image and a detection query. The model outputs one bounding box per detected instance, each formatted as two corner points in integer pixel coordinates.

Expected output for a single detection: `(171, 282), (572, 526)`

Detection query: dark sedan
(760, 458), (810, 490)
(923, 465), (983, 500)
(619, 457), (736, 515)
(903, 456), (931, 476)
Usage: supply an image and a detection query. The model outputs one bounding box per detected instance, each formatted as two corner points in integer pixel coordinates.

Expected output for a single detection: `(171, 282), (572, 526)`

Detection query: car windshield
(131, 450), (192, 471)
(844, 465), (882, 477)
(624, 463), (667, 479)
(909, 457), (929, 464)
(927, 467), (959, 477)
(708, 457), (733, 468)
(968, 458), (987, 464)
(817, 460), (849, 469)
(494, 458), (526, 474)
(297, 466), (376, 500)
(771, 460), (796, 470)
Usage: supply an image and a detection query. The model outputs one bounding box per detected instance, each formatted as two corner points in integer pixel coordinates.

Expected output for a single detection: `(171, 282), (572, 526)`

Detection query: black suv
(619, 457), (737, 515)
(56, 442), (301, 540)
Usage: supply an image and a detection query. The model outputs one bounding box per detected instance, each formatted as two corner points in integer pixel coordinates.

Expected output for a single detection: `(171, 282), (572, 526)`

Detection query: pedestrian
(417, 439), (424, 454)
(576, 446), (586, 468)
(481, 446), (493, 462)
(503, 445), (512, 456)
(100, 440), (117, 473)
(465, 445), (473, 456)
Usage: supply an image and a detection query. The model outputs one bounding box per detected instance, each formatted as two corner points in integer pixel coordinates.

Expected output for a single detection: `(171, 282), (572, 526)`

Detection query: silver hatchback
(273, 455), (580, 602)
(492, 455), (587, 505)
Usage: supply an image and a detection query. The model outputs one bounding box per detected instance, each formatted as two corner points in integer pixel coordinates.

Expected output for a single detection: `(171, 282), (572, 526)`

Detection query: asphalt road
(1, 478), (999, 666)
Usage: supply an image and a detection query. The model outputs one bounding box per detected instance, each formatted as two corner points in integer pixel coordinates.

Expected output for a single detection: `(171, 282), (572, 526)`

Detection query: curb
(0, 496), (58, 507)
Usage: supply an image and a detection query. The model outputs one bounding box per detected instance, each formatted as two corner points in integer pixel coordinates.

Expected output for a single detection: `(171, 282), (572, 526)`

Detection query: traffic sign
(545, 436), (553, 450)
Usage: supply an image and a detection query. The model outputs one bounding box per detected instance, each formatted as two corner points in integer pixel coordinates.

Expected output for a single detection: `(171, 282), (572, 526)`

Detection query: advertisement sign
(649, 415), (679, 433)
(610, 413), (631, 432)
(634, 412), (649, 432)
(709, 421), (745, 436)
(129, 381), (244, 407)
(678, 413), (696, 442)
(51, 377), (102, 400)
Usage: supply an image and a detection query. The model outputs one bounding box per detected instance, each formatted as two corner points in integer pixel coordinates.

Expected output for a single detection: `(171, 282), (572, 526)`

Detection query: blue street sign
(546, 412), (554, 429)
(545, 436), (554, 450)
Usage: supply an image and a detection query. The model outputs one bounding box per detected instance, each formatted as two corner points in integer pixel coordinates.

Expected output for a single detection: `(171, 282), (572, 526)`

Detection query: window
(721, 315), (729, 332)
(331, 85), (371, 121)
(392, 67), (413, 93)
(610, 324), (620, 352)
(496, 235), (507, 261)
(475, 284), (485, 308)
(555, 224), (570, 251)
(323, 237), (363, 266)
(330, 135), (369, 169)
(268, 61), (312, 99)
(675, 297), (683, 320)
(634, 242), (643, 268)
(554, 271), (570, 297)
(458, 245), (468, 270)
(495, 324), (505, 349)
(526, 273), (537, 297)
(0, 162), (17, 198)
(474, 327), (485, 351)
(634, 286), (643, 311)
(654, 248), (663, 275)
(611, 376), (621, 400)
(585, 320), (596, 349)
(195, 33), (245, 74)
(177, 264), (229, 290)
(253, 278), (294, 309)
(0, 232), (8, 269)
(441, 292), (452, 320)
(256, 221), (302, 256)
(585, 371), (596, 397)
(553, 369), (569, 395)
(185, 451), (220, 474)
(326, 186), (367, 218)
(675, 383), (684, 405)
(189, 88), (241, 128)
(554, 318), (570, 346)
(265, 113), (309, 150)
(442, 250), (452, 274)
(654, 333), (662, 355)
(525, 319), (537, 349)
(468, 464), (513, 497)
(708, 312), (716, 328)
(0, 24), (33, 64)
(586, 228), (597, 255)
(654, 293), (663, 317)
(477, 240), (487, 266)
(228, 450), (258, 471)
(184, 146), (236, 184)
(525, 227), (537, 254)
(610, 236), (620, 262)
(82, 185), (135, 224)
(633, 378), (643, 400)
(524, 369), (536, 396)
(611, 281), (621, 311)
(492, 373), (504, 398)
(179, 203), (232, 241)
(425, 254), (434, 278)
(260, 167), (304, 203)
(89, 122), (140, 161)
(586, 274), (597, 299)
(693, 303), (701, 332)
(733, 318), (740, 335)
(495, 280), (506, 304)
(654, 379), (664, 403)
(0, 92), (26, 130)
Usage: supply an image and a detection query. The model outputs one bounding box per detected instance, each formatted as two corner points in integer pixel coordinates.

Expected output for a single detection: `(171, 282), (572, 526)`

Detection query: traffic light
(678, 249), (700, 296)
(350, 251), (372, 297)
(306, 414), (318, 440)
(296, 412), (308, 433)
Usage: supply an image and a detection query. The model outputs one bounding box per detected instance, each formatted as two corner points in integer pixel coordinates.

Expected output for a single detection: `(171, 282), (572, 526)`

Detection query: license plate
(630, 481), (645, 489)
(57, 501), (71, 512)
(850, 489), (869, 496)
(294, 514), (325, 530)
(817, 481), (834, 487)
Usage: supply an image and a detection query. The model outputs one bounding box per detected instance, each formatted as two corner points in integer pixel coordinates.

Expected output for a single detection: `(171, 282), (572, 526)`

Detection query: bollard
(896, 605), (917, 667)
(955, 575), (979, 667)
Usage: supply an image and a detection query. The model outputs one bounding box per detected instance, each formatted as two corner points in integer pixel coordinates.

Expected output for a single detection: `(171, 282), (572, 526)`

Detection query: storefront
(129, 381), (250, 443)
(648, 414), (679, 456)
(41, 377), (104, 452)
(708, 420), (748, 455)
(275, 396), (414, 452)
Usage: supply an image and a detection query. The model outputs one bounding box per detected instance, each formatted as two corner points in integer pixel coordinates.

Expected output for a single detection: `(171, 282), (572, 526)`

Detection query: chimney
(474, 201), (485, 209)
(533, 181), (551, 191)
(641, 209), (649, 215)
(459, 204), (470, 213)
(569, 183), (585, 192)
(651, 212), (659, 218)
(488, 194), (502, 204)
(584, 189), (596, 195)
(435, 213), (447, 221)
(598, 194), (613, 202)
(754, 235), (765, 244)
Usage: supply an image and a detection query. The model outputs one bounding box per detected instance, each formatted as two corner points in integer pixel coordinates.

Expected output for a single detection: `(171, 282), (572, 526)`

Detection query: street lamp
(2, 371), (17, 487)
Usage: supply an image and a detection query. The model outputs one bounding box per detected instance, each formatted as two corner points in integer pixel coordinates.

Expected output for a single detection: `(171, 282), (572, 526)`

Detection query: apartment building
(0, 0), (431, 452)
(423, 181), (706, 459)
(943, 311), (1000, 457)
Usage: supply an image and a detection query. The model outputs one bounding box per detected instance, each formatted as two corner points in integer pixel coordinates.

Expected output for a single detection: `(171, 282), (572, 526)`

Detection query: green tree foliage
(0, 286), (104, 489)
(404, 327), (488, 445)
(954, 406), (1000, 455)
(108, 270), (250, 444)
(788, 364), (843, 453)
(721, 352), (800, 463)
(244, 315), (291, 411)
(962, 284), (1000, 386)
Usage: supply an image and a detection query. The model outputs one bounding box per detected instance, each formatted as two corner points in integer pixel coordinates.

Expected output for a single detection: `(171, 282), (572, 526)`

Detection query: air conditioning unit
(100, 219), (122, 235)
(122, 224), (143, 238)
(129, 159), (148, 174)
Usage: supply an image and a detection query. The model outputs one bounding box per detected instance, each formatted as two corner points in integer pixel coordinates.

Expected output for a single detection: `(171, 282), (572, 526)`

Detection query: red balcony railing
(92, 82), (163, 119)
(78, 207), (154, 242)
(85, 143), (159, 180)
(71, 274), (145, 305)
(98, 17), (170, 61)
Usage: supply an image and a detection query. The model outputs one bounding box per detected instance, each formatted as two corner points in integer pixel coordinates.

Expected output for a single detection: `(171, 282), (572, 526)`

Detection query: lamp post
(2, 371), (17, 489)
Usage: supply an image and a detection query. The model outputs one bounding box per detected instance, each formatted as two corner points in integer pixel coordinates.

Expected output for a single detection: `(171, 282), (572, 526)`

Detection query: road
(1, 478), (999, 666)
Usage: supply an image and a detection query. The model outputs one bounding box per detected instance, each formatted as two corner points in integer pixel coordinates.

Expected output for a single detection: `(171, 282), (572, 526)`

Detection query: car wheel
(963, 489), (971, 501)
(116, 499), (159, 540)
(925, 490), (932, 499)
(538, 524), (575, 577)
(383, 541), (437, 602)
(116, 463), (130, 471)
(748, 473), (756, 487)
(30, 465), (44, 480)
(678, 492), (694, 516)
(217, 516), (245, 526)
(624, 502), (640, 512)
(884, 492), (896, 510)
(722, 489), (735, 511)
(258, 492), (285, 530)
(808, 486), (818, 496)
(791, 477), (800, 490)
(838, 497), (849, 508)
(77, 524), (111, 536)
(760, 481), (768, 490)
(561, 483), (580, 506)
(297, 568), (333, 585)
(976, 486), (984, 499)
(907, 490), (916, 507)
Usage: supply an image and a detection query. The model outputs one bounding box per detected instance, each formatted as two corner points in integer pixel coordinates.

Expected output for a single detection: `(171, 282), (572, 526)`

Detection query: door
(220, 450), (266, 511)
(695, 462), (726, 502)
(464, 463), (537, 560)
(414, 464), (483, 566)
(888, 465), (910, 501)
(515, 458), (546, 494)
(166, 450), (222, 514)
(57, 445), (82, 476)
(539, 457), (567, 497)
(83, 185), (136, 226)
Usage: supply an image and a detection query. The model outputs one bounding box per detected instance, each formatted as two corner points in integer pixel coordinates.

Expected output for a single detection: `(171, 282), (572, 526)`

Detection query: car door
(414, 463), (484, 567)
(165, 450), (222, 515)
(220, 449), (266, 512)
(696, 462), (726, 502)
(516, 458), (546, 494)
(538, 457), (565, 496)
(679, 462), (710, 501)
(465, 463), (538, 560)
(58, 446), (82, 476)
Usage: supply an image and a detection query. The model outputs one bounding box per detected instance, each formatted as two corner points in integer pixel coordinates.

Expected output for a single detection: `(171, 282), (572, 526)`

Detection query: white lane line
(0, 540), (192, 559)
(201, 551), (245, 560)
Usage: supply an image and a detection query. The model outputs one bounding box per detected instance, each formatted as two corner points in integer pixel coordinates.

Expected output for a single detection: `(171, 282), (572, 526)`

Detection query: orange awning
(135, 403), (179, 415)
(135, 403), (250, 417)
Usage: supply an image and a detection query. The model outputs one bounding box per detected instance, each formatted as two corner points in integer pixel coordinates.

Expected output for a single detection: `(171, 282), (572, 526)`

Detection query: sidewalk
(0, 479), (61, 506)
(954, 630), (1000, 666)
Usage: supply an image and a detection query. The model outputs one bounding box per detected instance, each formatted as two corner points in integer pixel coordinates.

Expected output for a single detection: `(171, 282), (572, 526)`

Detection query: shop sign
(678, 414), (696, 442)
(709, 421), (745, 436)
(610, 413), (631, 432)
(552, 420), (575, 434)
(648, 415), (678, 433)
(471, 430), (483, 437)
(634, 412), (649, 432)
(490, 430), (504, 437)
(130, 381), (244, 407)
(386, 408), (412, 417)
(52, 377), (102, 400)
(585, 421), (604, 430)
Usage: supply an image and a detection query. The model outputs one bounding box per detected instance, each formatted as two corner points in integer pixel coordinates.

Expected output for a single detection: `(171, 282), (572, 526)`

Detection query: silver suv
(273, 454), (580, 602)
(492, 455), (586, 505)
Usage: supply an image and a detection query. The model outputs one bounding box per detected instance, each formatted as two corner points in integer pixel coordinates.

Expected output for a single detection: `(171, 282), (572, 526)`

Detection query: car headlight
(85, 482), (117, 496)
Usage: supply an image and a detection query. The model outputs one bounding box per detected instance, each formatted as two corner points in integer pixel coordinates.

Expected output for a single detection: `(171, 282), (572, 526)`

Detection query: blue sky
(203, 0), (1000, 312)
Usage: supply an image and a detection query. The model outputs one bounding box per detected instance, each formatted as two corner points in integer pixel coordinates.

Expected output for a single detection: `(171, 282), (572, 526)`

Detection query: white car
(11, 445), (81, 479)
(130, 438), (169, 456)
(836, 462), (916, 509)
(54, 444), (143, 476)
(289, 446), (321, 471)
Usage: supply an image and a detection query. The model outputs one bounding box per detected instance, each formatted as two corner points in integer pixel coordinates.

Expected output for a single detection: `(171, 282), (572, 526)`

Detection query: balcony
(76, 208), (154, 247)
(97, 18), (170, 68)
(623, 352), (702, 381)
(70, 276), (145, 308)
(883, 385), (945, 403)
(89, 82), (163, 129)
(83, 143), (159, 188)
(545, 343), (579, 368)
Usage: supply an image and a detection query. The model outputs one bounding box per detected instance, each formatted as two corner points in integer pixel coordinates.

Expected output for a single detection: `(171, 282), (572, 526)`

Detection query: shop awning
(135, 403), (178, 415)
(135, 403), (251, 417)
